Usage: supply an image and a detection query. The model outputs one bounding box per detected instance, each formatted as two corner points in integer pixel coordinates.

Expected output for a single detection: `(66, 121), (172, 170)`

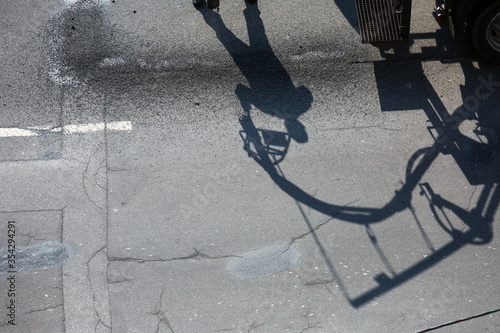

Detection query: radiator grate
(355, 0), (407, 44)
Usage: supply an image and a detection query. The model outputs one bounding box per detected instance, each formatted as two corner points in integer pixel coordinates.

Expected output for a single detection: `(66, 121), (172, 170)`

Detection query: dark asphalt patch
(0, 241), (72, 274)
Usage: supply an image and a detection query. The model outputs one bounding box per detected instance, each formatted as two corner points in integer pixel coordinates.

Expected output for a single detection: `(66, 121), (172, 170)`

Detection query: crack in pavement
(95, 165), (107, 191)
(108, 277), (134, 284)
(327, 125), (408, 132)
(87, 246), (111, 332)
(22, 231), (39, 246)
(286, 199), (360, 251)
(83, 144), (106, 211)
(149, 288), (175, 333)
(466, 185), (478, 212)
(288, 269), (336, 289)
(349, 56), (474, 65)
(303, 278), (336, 286)
(298, 310), (322, 333)
(26, 303), (63, 315)
(423, 63), (454, 79)
(247, 321), (264, 332)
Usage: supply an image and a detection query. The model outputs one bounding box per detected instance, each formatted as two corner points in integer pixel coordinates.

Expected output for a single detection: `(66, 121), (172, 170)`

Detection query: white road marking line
(0, 121), (132, 138)
(0, 128), (40, 137)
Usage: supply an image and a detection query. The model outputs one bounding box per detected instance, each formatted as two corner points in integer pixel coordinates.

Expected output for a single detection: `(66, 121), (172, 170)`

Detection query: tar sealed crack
(303, 278), (336, 286)
(109, 248), (241, 263)
(108, 277), (134, 284)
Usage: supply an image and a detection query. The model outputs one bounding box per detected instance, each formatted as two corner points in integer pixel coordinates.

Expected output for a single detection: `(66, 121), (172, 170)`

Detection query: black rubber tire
(472, 2), (500, 64)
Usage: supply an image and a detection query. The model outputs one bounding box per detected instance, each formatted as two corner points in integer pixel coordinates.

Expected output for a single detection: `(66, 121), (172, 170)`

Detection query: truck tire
(472, 2), (500, 64)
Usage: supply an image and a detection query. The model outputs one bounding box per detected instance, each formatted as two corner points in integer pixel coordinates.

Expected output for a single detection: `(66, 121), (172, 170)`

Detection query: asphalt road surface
(1, 0), (499, 332)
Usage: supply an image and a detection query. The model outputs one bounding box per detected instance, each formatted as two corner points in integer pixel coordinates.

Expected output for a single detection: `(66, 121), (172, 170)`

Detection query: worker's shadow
(200, 3), (312, 144)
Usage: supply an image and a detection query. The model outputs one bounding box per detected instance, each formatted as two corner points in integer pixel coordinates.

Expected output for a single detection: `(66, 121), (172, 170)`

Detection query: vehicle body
(439, 0), (500, 63)
(356, 0), (500, 64)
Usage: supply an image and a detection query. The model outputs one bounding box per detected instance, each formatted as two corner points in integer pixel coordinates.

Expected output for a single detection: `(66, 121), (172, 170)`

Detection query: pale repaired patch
(227, 243), (301, 278)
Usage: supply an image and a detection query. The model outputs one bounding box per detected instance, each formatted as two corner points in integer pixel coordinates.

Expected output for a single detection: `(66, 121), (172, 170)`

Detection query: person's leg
(193, 0), (204, 8)
(235, 84), (254, 114)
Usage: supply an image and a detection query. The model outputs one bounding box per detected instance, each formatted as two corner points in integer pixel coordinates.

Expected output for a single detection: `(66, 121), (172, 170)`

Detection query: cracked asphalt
(1, 0), (499, 332)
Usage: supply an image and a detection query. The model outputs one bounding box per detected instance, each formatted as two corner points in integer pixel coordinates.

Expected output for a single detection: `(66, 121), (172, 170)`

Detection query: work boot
(207, 0), (219, 10)
(193, 0), (204, 8)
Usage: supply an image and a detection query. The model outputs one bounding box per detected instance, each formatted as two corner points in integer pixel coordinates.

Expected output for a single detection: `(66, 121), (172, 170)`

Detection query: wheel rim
(486, 13), (500, 53)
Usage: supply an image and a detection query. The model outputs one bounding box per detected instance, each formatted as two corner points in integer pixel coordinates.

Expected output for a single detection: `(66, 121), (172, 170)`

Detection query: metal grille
(355, 0), (405, 44)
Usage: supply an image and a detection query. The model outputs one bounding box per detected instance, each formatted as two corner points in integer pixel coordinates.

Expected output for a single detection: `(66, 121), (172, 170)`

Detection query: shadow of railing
(239, 57), (499, 307)
(355, 54), (500, 306)
(200, 2), (499, 308)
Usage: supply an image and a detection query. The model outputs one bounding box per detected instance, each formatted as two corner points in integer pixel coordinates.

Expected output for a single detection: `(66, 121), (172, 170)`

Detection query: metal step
(355, 0), (412, 45)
